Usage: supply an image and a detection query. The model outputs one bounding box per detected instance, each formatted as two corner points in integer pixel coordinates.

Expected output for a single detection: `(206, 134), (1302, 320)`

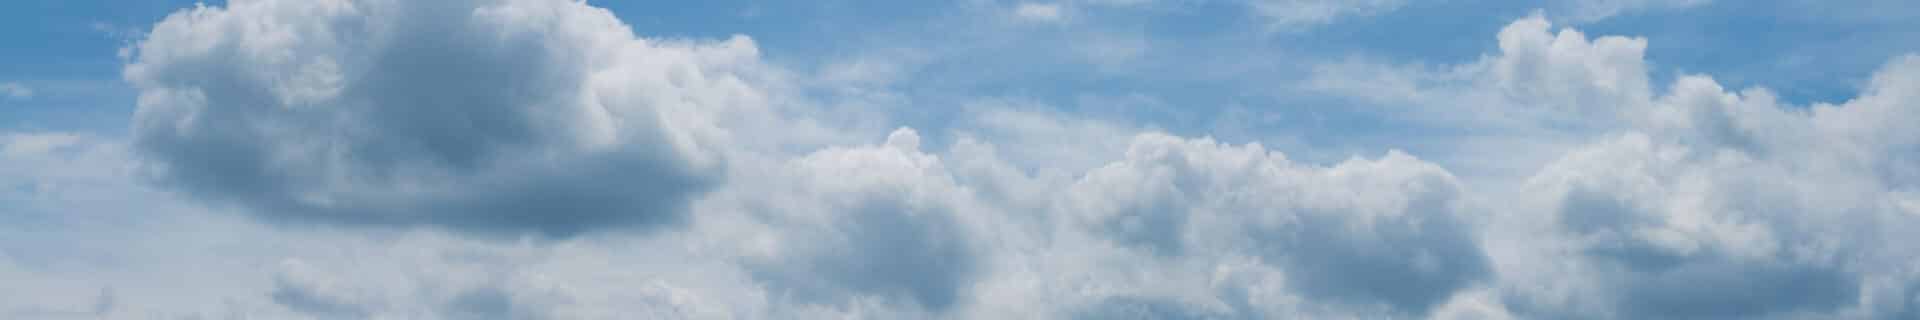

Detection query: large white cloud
(6, 124), (1496, 318)
(124, 0), (772, 237)
(722, 128), (983, 313)
(1056, 133), (1489, 316)
(1304, 13), (1920, 319)
(1506, 133), (1874, 318)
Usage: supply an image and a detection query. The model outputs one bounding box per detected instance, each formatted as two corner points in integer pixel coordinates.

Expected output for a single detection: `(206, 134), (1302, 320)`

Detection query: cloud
(1248, 0), (1405, 30)
(11, 1), (1920, 319)
(1461, 21), (1919, 320)
(0, 133), (156, 216)
(1013, 3), (1066, 22)
(1070, 295), (1232, 320)
(1553, 0), (1711, 22)
(1509, 133), (1870, 318)
(1306, 14), (1920, 319)
(123, 0), (778, 237)
(0, 133), (82, 157)
(1308, 14), (1653, 130)
(0, 82), (31, 100)
(1060, 133), (1489, 316)
(270, 260), (378, 319)
(729, 128), (981, 313)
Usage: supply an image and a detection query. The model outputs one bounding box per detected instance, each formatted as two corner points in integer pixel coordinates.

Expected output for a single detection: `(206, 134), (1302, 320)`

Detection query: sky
(3, 0), (1920, 319)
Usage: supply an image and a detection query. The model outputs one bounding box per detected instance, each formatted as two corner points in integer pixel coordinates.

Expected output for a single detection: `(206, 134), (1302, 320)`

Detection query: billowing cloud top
(124, 0), (763, 237)
(2, 0), (1919, 319)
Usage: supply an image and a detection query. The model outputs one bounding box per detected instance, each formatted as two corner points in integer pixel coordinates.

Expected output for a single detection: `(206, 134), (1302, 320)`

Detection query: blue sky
(11, 1), (1918, 135)
(0, 0), (1910, 198)
(5, 0), (1920, 319)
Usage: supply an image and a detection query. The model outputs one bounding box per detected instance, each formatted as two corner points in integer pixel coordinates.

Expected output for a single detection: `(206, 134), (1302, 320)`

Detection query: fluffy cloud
(1309, 14), (1652, 130)
(726, 128), (982, 313)
(13, 0), (1920, 319)
(1307, 13), (1920, 319)
(124, 0), (773, 237)
(1058, 134), (1488, 316)
(1476, 23), (1920, 320)
(1508, 133), (1872, 318)
(126, 125), (1491, 319)
(1600, 55), (1920, 319)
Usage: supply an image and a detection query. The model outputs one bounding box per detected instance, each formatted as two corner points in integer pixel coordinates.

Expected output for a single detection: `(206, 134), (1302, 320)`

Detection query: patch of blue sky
(1, 0), (200, 133)
(1581, 0), (1920, 105)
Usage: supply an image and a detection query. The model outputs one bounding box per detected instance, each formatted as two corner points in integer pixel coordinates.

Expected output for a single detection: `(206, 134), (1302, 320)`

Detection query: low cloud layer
(3, 0), (1919, 319)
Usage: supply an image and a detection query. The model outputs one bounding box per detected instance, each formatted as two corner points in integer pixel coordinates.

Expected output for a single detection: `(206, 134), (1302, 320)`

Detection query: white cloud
(1503, 126), (1918, 319)
(1307, 13), (1920, 319)
(0, 133), (82, 157)
(723, 128), (984, 313)
(1058, 134), (1488, 316)
(1013, 2), (1066, 22)
(10, 1), (1920, 320)
(1309, 14), (1653, 130)
(124, 0), (783, 237)
(956, 105), (1138, 171)
(3, 123), (1501, 319)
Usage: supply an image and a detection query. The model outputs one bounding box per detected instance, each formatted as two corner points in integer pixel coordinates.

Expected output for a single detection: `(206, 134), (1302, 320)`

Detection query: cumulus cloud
(123, 0), (777, 237)
(1303, 13), (1920, 319)
(1508, 133), (1872, 318)
(1453, 20), (1919, 320)
(12, 0), (1920, 319)
(729, 128), (982, 313)
(342, 124), (1490, 319)
(1059, 134), (1489, 316)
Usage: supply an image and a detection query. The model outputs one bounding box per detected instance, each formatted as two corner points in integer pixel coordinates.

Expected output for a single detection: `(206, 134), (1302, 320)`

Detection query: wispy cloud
(1013, 2), (1066, 22)
(0, 82), (31, 100)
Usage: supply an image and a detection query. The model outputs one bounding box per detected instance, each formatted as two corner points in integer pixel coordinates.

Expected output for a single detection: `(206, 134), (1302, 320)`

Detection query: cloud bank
(1, 0), (1916, 319)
